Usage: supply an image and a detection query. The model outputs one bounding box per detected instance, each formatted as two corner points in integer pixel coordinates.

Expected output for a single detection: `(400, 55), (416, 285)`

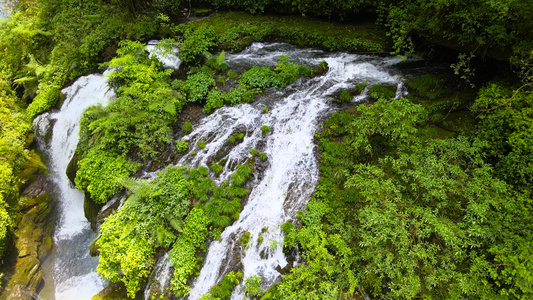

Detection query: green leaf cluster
(274, 94), (533, 299)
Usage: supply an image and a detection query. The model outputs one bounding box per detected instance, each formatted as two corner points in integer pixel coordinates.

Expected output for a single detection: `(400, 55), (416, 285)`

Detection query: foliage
(367, 84), (396, 101)
(97, 166), (192, 297)
(273, 94), (533, 299)
(88, 40), (180, 160)
(75, 149), (140, 204)
(176, 140), (189, 153)
(178, 24), (217, 65)
(0, 78), (31, 260)
(178, 69), (216, 103)
(245, 275), (264, 298)
(209, 271), (243, 300)
(206, 51), (228, 72)
(197, 140), (206, 150)
(210, 163), (223, 175)
(261, 125), (270, 134)
(259, 153), (268, 161)
(339, 90), (352, 102)
(239, 231), (251, 247)
(183, 121), (193, 133)
(168, 207), (210, 296)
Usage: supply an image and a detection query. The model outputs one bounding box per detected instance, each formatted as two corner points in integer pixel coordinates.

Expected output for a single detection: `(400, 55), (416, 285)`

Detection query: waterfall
(170, 43), (404, 299)
(33, 41), (407, 299)
(33, 71), (115, 299)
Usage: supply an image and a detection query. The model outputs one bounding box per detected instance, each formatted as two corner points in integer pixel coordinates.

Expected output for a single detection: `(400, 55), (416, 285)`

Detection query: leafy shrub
(240, 66), (277, 89)
(368, 84), (396, 101)
(197, 140), (206, 149)
(245, 275), (264, 298)
(210, 163), (223, 175)
(339, 90), (352, 102)
(405, 74), (445, 100)
(180, 70), (216, 103)
(183, 121), (192, 133)
(263, 107), (269, 114)
(206, 51), (228, 72)
(179, 24), (217, 65)
(209, 271), (243, 300)
(203, 88), (225, 114)
(261, 125), (270, 134)
(75, 149), (140, 204)
(169, 208), (211, 296)
(259, 153), (268, 161)
(250, 149), (259, 156)
(176, 140), (189, 153)
(240, 231), (251, 247)
(273, 55), (301, 87)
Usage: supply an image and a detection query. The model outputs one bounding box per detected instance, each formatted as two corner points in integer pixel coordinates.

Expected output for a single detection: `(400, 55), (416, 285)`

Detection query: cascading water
(33, 71), (115, 299)
(167, 43), (405, 299)
(32, 40), (408, 299)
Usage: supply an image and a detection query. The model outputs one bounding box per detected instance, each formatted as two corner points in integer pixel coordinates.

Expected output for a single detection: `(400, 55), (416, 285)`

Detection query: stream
(34, 42), (407, 299)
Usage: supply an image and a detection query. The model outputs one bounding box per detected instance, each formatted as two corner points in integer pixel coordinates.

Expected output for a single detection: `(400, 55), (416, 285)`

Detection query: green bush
(210, 163), (223, 175)
(179, 24), (217, 65)
(339, 90), (352, 102)
(240, 231), (251, 247)
(209, 271), (243, 300)
(75, 149), (140, 204)
(368, 84), (396, 101)
(176, 140), (189, 153)
(180, 70), (216, 103)
(197, 140), (206, 149)
(183, 121), (192, 133)
(259, 153), (268, 161)
(240, 66), (277, 89)
(261, 125), (270, 134)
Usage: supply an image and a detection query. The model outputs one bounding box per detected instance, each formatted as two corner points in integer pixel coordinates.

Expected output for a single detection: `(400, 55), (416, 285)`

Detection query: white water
(31, 41), (407, 299)
(33, 71), (115, 299)
(174, 43), (404, 299)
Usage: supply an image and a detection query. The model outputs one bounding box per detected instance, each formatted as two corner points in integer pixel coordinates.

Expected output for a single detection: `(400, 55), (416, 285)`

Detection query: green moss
(368, 84), (396, 101)
(184, 12), (390, 53)
(197, 140), (206, 149)
(405, 74), (446, 100)
(339, 90), (352, 102)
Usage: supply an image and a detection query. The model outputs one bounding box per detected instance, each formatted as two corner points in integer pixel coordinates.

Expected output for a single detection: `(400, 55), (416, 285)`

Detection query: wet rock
(84, 193), (103, 232)
(6, 285), (34, 300)
(66, 147), (81, 185)
(93, 282), (137, 300)
(5, 256), (42, 299)
(16, 191), (54, 259)
(96, 194), (123, 225)
(89, 237), (100, 257)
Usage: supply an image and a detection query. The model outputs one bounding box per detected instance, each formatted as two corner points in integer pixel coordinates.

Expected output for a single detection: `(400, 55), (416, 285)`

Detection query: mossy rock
(84, 194), (103, 232)
(405, 74), (446, 100)
(192, 8), (211, 17)
(89, 237), (100, 257)
(5, 256), (42, 295)
(66, 147), (82, 185)
(15, 150), (47, 191)
(92, 282), (141, 300)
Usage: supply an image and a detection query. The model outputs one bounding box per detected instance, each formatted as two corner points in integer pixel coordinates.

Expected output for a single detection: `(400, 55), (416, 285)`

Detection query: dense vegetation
(1, 0), (532, 299)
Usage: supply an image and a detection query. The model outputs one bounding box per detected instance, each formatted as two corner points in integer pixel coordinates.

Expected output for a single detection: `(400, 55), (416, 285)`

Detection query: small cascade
(144, 253), (173, 300)
(33, 71), (115, 299)
(146, 40), (181, 69)
(171, 43), (405, 299)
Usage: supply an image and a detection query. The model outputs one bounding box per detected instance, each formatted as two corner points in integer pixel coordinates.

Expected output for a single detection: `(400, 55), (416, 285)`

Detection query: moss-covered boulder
(92, 282), (141, 300)
(4, 256), (42, 299)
